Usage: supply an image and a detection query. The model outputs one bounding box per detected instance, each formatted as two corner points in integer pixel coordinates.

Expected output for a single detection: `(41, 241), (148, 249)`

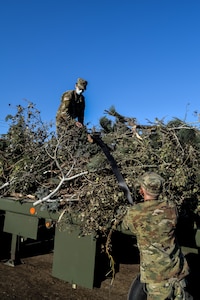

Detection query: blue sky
(0, 0), (200, 134)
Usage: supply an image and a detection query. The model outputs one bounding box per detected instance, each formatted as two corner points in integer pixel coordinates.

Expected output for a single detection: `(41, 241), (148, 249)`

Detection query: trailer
(0, 197), (100, 289)
(0, 196), (200, 291)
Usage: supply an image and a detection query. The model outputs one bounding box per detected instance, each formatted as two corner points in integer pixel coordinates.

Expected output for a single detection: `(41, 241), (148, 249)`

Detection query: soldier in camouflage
(56, 78), (88, 131)
(118, 172), (192, 300)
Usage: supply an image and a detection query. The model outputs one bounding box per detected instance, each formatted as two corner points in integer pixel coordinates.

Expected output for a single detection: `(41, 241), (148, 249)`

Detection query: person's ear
(139, 187), (144, 196)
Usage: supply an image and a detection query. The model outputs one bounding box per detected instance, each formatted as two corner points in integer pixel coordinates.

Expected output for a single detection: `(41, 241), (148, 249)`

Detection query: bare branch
(33, 171), (88, 206)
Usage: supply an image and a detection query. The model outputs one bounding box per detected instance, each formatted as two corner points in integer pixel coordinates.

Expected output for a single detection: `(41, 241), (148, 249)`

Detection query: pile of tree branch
(0, 102), (200, 235)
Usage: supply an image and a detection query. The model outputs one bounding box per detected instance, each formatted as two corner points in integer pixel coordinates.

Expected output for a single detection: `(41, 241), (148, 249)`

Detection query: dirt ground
(0, 230), (140, 300)
(0, 251), (139, 300)
(0, 233), (199, 300)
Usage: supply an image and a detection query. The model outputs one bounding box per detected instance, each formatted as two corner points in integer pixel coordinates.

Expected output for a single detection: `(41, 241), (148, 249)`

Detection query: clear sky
(0, 0), (200, 134)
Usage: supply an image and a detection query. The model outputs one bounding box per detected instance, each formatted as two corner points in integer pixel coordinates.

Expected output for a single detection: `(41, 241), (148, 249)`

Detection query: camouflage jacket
(120, 200), (189, 283)
(56, 90), (85, 125)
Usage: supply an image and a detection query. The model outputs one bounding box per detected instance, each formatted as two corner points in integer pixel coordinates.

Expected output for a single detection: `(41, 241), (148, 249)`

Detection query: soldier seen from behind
(56, 78), (88, 132)
(118, 172), (193, 300)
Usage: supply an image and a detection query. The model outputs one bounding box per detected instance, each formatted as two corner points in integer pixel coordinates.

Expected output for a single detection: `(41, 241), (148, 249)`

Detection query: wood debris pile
(0, 103), (200, 235)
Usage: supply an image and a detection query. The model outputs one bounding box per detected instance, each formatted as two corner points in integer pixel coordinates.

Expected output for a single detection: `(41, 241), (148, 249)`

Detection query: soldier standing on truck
(56, 78), (88, 131)
(118, 172), (193, 300)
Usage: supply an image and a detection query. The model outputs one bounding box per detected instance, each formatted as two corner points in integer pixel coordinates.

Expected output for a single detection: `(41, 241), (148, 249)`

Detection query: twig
(0, 178), (16, 190)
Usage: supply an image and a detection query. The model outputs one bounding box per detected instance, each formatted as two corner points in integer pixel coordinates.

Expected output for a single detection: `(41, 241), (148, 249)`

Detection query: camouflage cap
(138, 172), (164, 196)
(76, 78), (88, 90)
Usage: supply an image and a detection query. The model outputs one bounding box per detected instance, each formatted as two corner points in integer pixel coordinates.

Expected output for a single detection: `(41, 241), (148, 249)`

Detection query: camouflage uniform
(120, 172), (191, 300)
(56, 78), (87, 130)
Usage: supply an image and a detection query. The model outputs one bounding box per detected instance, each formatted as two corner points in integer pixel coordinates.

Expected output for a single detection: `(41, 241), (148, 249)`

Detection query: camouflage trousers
(146, 278), (193, 300)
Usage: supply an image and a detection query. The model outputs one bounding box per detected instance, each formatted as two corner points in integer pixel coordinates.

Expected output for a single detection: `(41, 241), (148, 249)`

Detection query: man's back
(121, 199), (189, 283)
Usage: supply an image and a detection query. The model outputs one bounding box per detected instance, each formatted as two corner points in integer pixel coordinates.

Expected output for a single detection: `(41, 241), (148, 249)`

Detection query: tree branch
(33, 171), (88, 206)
